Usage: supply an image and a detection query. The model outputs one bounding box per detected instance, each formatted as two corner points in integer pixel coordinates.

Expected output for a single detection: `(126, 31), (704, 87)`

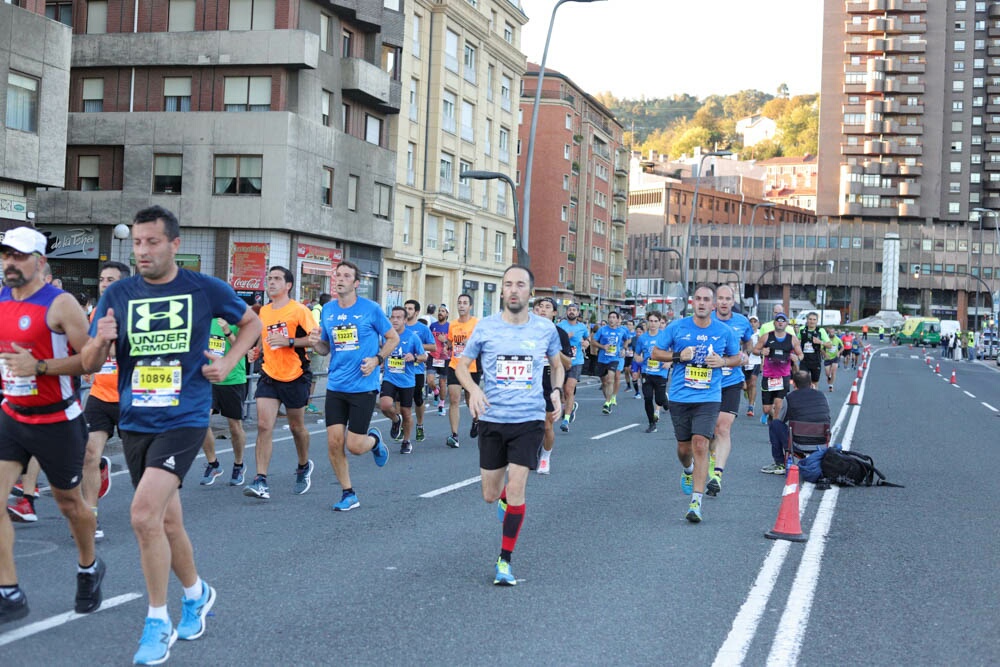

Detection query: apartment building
(384, 0), (527, 316)
(760, 155), (818, 211)
(518, 65), (628, 318)
(31, 0), (402, 304)
(0, 2), (71, 232)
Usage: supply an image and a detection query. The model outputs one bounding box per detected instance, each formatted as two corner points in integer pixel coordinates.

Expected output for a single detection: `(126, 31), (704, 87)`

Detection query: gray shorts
(669, 401), (722, 442)
(566, 365), (583, 381)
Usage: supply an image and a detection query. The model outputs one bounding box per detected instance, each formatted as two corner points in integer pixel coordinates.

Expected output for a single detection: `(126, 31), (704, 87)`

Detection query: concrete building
(518, 65), (628, 320)
(760, 155), (818, 211)
(818, 0), (1000, 325)
(735, 114), (777, 148)
(0, 2), (71, 235)
(31, 0), (402, 304)
(384, 0), (526, 317)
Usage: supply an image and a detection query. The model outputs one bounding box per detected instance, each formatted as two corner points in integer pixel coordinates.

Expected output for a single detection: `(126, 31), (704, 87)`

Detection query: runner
(306, 293), (331, 414)
(84, 206), (262, 663)
(591, 311), (627, 414)
(307, 261), (396, 512)
(556, 303), (589, 432)
(244, 267), (317, 500)
(649, 284), (740, 523)
(743, 315), (762, 416)
(403, 299), (436, 444)
(841, 330), (855, 369)
(445, 294), (479, 448)
(754, 313), (802, 426)
(456, 265), (563, 585)
(632, 310), (669, 433)
(428, 305), (450, 416)
(80, 260), (130, 540)
(707, 284), (754, 497)
(622, 319), (638, 397)
(200, 317), (249, 486)
(797, 312), (832, 389)
(823, 326), (843, 391)
(0, 227), (104, 624)
(532, 297), (572, 475)
(629, 322), (645, 399)
(379, 306), (427, 455)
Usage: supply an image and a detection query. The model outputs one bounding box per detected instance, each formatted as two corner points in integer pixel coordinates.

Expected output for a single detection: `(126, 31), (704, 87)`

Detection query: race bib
(496, 354), (532, 390)
(453, 342), (466, 357)
(387, 355), (405, 373)
(767, 376), (784, 392)
(0, 361), (38, 397)
(98, 356), (117, 374)
(646, 359), (661, 372)
(683, 365), (711, 390)
(131, 363), (182, 407)
(208, 334), (226, 357)
(771, 348), (785, 358)
(432, 357), (446, 368)
(722, 367), (733, 376)
(803, 342), (814, 354)
(570, 345), (577, 358)
(333, 325), (359, 352)
(606, 344), (617, 357)
(267, 322), (290, 346)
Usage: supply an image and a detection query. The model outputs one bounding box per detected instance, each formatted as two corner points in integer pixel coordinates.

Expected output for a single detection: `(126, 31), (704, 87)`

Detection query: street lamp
(684, 150), (733, 291)
(113, 223), (130, 264)
(460, 170), (523, 266)
(522, 0), (606, 273)
(972, 207), (999, 332)
(651, 246), (685, 315)
(740, 202), (775, 305)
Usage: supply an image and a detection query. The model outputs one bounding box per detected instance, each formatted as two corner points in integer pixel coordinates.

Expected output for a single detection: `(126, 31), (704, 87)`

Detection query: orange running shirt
(448, 317), (478, 372)
(259, 300), (316, 382)
(88, 308), (119, 403)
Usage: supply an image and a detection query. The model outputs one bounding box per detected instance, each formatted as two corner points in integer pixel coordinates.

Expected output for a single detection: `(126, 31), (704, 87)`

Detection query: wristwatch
(376, 353), (385, 364)
(287, 337), (295, 348)
(35, 359), (47, 376)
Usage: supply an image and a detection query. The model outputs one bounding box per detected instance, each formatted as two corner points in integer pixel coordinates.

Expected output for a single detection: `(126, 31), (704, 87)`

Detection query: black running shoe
(75, 557), (106, 613)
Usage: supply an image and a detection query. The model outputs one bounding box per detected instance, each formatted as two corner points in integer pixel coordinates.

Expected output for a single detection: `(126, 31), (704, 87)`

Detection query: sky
(519, 0), (823, 100)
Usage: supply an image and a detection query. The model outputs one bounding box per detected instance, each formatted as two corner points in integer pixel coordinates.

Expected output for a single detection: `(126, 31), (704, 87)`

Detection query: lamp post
(460, 170), (522, 266)
(113, 223), (130, 264)
(651, 246), (684, 315)
(522, 0), (606, 274)
(972, 207), (999, 333)
(740, 202), (775, 306)
(684, 150), (732, 292)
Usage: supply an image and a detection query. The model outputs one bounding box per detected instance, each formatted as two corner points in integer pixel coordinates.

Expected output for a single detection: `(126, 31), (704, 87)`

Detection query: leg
(448, 383), (462, 436)
(379, 395), (398, 422)
(51, 484), (97, 567)
(676, 439), (693, 469)
(642, 377), (656, 424)
(326, 424), (352, 490)
(345, 430), (376, 456)
(0, 460), (23, 586)
(691, 434), (711, 493)
(201, 429), (217, 464)
(564, 376), (578, 419)
(285, 407), (310, 467)
(226, 418), (246, 466)
(20, 457), (41, 497)
(254, 398), (280, 475)
(712, 411), (737, 470)
(130, 468), (182, 607)
(81, 431), (110, 509)
(400, 406), (413, 442)
(163, 491), (198, 589)
(601, 369), (614, 402)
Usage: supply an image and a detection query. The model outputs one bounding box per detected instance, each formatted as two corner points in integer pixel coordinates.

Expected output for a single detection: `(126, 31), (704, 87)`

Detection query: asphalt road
(2, 353), (998, 666)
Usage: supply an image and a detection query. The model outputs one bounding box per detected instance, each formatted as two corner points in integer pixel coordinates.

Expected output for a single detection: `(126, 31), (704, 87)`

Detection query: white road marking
(964, 391), (976, 398)
(908, 355), (918, 359)
(0, 592), (143, 647)
(880, 353), (888, 357)
(983, 402), (998, 412)
(420, 476), (482, 498)
(590, 423), (639, 440)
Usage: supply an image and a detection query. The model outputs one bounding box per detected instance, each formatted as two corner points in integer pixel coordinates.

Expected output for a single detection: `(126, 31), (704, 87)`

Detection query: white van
(793, 309), (842, 327)
(940, 320), (961, 339)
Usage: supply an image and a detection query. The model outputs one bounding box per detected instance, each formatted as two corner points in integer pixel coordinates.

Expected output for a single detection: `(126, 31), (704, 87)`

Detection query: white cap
(1, 227), (47, 256)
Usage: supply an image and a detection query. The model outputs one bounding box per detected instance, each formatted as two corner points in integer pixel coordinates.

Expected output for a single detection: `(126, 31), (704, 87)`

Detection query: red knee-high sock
(500, 486), (507, 503)
(500, 503), (525, 562)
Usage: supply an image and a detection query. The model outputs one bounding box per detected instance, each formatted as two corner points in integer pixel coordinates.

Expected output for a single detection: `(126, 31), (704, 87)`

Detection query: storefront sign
(463, 279), (480, 291)
(297, 243), (343, 263)
(38, 226), (100, 259)
(484, 283), (496, 293)
(0, 194), (27, 222)
(230, 242), (269, 290)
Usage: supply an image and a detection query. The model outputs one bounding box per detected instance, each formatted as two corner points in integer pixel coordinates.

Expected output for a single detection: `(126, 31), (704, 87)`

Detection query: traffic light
(912, 264), (920, 279)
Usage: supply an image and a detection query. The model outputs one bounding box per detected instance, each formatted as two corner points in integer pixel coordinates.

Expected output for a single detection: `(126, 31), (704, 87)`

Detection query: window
(949, 202), (961, 214)
(45, 2), (72, 25)
(498, 127), (509, 163)
(342, 103), (351, 132)
(365, 114), (382, 145)
(952, 141), (964, 152)
(168, 0), (195, 31)
(87, 0), (107, 33)
(164, 77), (192, 112)
(495, 232), (506, 262)
(412, 14), (421, 58)
(82, 78), (104, 113)
(954, 81), (966, 92)
(463, 43), (476, 83)
(503, 22), (513, 44)
(565, 113), (572, 130)
(561, 206), (568, 221)
(321, 89), (332, 126)
(952, 120), (963, 132)
(319, 14), (330, 51)
(559, 237), (566, 253)
(342, 29), (353, 57)
(497, 180), (508, 216)
(487, 64), (494, 101)
(6, 72), (38, 132)
(563, 175), (569, 190)
(459, 160), (472, 200)
(950, 182), (962, 193)
(953, 100), (965, 112)
(229, 0), (275, 30)
(442, 91), (456, 133)
(954, 61), (966, 72)
(564, 144), (571, 159)
(347, 174), (359, 211)
(406, 143), (416, 186)
(595, 164), (609, 181)
(950, 161), (962, 173)
(374, 183), (391, 218)
(955, 40), (966, 52)
(224, 76), (271, 112)
(500, 75), (511, 111)
(214, 156), (262, 195)
(403, 206), (413, 245)
(445, 30), (459, 72)
(321, 167), (334, 205)
(439, 153), (453, 194)
(77, 156), (99, 191)
(408, 79), (418, 121)
(460, 100), (474, 142)
(444, 220), (456, 251)
(427, 215), (439, 249)
(384, 0), (400, 9)
(595, 191), (607, 208)
(153, 155), (183, 194)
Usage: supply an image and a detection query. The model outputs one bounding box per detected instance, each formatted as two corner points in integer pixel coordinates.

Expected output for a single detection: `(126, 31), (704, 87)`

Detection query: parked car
(982, 330), (999, 360)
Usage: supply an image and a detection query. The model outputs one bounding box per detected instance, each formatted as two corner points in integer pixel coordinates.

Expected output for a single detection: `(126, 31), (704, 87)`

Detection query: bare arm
(0, 293), (95, 377)
(203, 306), (263, 383)
(455, 355), (487, 418)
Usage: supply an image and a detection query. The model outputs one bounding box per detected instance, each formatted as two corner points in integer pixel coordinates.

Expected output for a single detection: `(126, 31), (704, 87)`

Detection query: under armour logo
(135, 302), (184, 331)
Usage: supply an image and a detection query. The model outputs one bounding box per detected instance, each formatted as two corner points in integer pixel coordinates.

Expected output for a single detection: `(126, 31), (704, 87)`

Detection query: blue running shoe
(229, 464), (245, 487)
(680, 471), (694, 495)
(686, 499), (703, 523)
(199, 463), (222, 486)
(133, 617), (177, 665)
(497, 498), (507, 522)
(370, 428), (389, 467)
(333, 490), (360, 512)
(177, 581), (216, 640)
(560, 419), (569, 433)
(242, 476), (269, 499)
(570, 401), (579, 423)
(493, 558), (516, 586)
(446, 434), (460, 448)
(760, 413), (768, 425)
(293, 460), (314, 495)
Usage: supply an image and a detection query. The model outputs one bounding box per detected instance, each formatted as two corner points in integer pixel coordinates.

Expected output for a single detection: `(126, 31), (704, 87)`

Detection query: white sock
(182, 578), (203, 601)
(540, 449), (551, 462)
(147, 605), (169, 622)
(683, 464), (694, 474)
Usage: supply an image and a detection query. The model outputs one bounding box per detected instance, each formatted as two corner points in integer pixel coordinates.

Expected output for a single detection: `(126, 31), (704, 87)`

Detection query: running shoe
(75, 557), (105, 613)
(9, 482), (24, 498)
(200, 462), (223, 486)
(610, 395), (618, 406)
(493, 558), (516, 586)
(390, 416), (403, 441)
(133, 617), (177, 666)
(230, 464), (246, 486)
(645, 423), (657, 433)
(293, 460), (314, 495)
(680, 471), (694, 495)
(828, 384), (834, 392)
(706, 472), (723, 497)
(305, 403), (320, 414)
(437, 402), (446, 416)
(760, 413), (768, 425)
(746, 408), (754, 417)
(538, 457), (550, 475)
(243, 476), (270, 499)
(560, 419), (569, 433)
(7, 496), (36, 522)
(415, 425), (425, 442)
(98, 456), (111, 499)
(446, 434), (460, 449)
(0, 588), (28, 624)
(570, 401), (579, 422)
(634, 392), (642, 399)
(760, 462), (786, 475)
(332, 490), (360, 512)
(470, 419), (480, 439)
(94, 519), (104, 542)
(177, 581), (216, 640)
(602, 402), (612, 415)
(654, 408), (660, 422)
(496, 498), (507, 521)
(370, 428), (389, 467)
(686, 499), (703, 523)
(400, 441), (413, 455)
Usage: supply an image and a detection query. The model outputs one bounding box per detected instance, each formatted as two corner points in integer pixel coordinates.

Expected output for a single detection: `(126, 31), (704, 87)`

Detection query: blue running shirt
(558, 320), (590, 366)
(712, 311), (754, 389)
(319, 297), (392, 393)
(660, 317), (740, 404)
(404, 321), (435, 375)
(383, 330), (425, 388)
(634, 330), (670, 378)
(594, 325), (626, 364)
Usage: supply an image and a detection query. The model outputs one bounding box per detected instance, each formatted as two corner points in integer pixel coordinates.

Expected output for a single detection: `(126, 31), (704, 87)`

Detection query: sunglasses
(0, 250), (37, 261)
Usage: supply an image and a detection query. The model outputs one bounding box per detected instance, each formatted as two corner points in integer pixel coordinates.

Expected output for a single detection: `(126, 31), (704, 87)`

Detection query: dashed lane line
(964, 391), (976, 399)
(590, 423), (639, 440)
(0, 593), (143, 647)
(983, 402), (998, 412)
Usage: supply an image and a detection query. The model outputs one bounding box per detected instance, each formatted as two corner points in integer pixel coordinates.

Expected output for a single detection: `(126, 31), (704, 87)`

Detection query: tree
(723, 89), (772, 120)
(777, 82), (790, 99)
(670, 126), (714, 158)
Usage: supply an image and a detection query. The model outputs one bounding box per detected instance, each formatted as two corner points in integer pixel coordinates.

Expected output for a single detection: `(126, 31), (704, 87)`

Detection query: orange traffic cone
(765, 464), (808, 542)
(857, 367), (863, 379)
(848, 379), (860, 405)
(950, 369), (957, 385)
(934, 363), (940, 374)
(925, 356), (931, 366)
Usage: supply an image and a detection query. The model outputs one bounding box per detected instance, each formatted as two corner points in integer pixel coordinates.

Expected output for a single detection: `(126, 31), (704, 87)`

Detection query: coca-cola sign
(230, 242), (268, 290)
(231, 277), (263, 289)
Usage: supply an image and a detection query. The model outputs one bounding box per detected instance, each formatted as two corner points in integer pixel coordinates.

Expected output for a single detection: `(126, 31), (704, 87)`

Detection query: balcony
(567, 252), (576, 262)
(568, 222), (577, 233)
(610, 264), (623, 277)
(895, 123), (923, 135)
(898, 182), (920, 197)
(840, 201), (863, 216)
(610, 290), (624, 300)
(611, 216), (626, 227)
(611, 239), (624, 251)
(613, 189), (627, 201)
(342, 57), (391, 107)
(565, 282), (575, 291)
(898, 163), (922, 176)
(898, 202), (921, 217)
